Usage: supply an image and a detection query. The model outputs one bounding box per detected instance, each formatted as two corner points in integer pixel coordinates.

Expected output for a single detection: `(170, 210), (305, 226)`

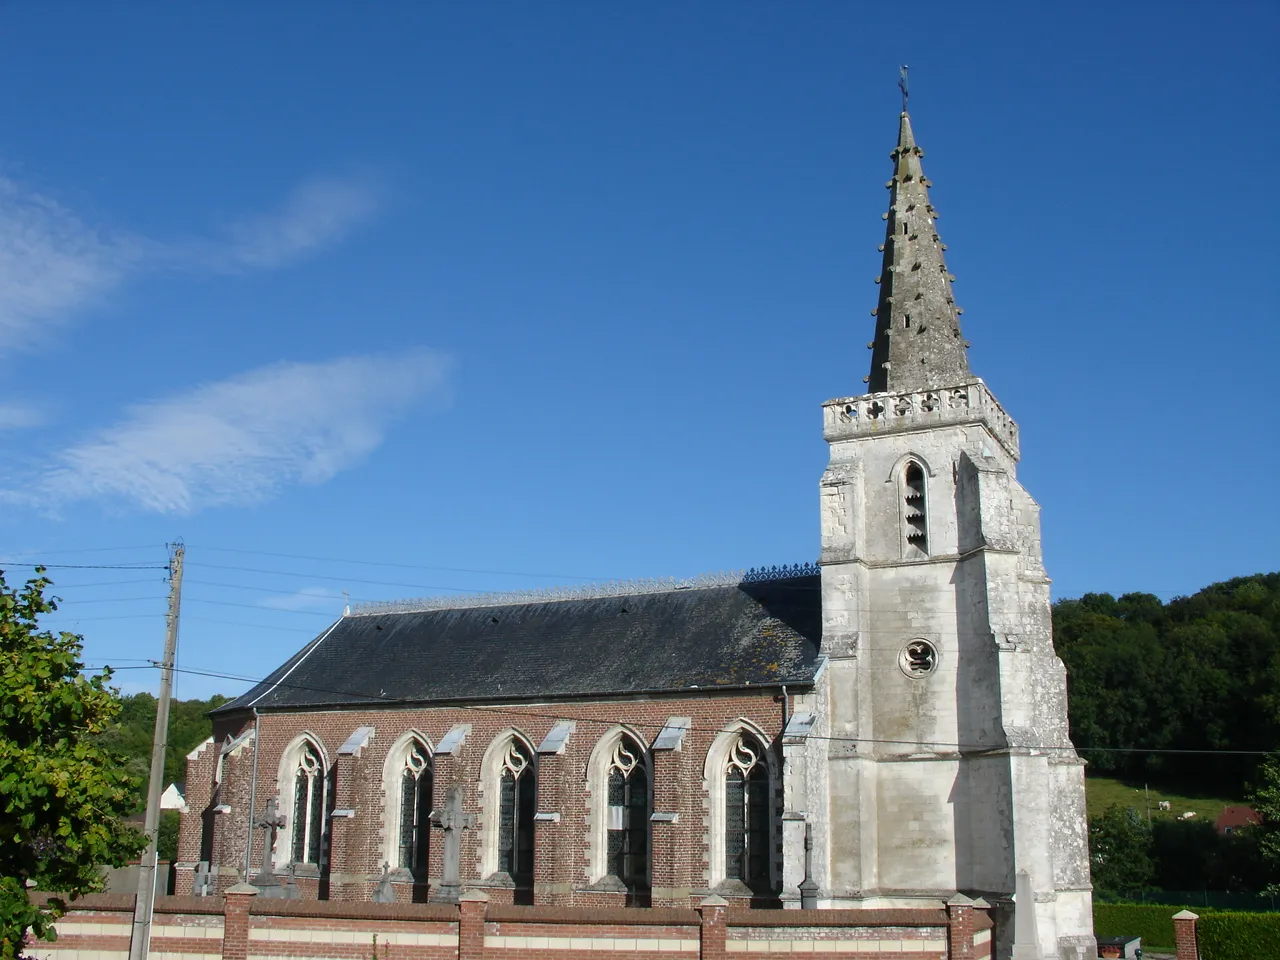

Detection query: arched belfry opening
(903, 460), (928, 558)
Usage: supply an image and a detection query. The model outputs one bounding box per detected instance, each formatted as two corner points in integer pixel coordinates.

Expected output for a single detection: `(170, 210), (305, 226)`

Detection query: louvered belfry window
(724, 734), (769, 889)
(904, 460), (929, 557)
(290, 743), (326, 865)
(397, 741), (433, 872)
(605, 736), (650, 890)
(497, 740), (535, 885)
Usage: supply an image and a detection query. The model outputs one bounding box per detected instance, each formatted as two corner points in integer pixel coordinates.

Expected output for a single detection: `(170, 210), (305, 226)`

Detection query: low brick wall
(27, 890), (992, 960)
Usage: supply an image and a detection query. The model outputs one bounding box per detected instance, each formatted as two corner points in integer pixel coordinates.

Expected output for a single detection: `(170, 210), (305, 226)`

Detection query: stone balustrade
(822, 378), (1019, 460)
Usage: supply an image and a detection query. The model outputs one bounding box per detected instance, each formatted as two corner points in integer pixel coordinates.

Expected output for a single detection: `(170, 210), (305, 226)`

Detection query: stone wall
(26, 889), (993, 960)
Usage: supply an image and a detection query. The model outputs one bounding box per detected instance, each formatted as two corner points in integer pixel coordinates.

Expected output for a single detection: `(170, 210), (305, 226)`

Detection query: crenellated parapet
(822, 378), (1019, 460)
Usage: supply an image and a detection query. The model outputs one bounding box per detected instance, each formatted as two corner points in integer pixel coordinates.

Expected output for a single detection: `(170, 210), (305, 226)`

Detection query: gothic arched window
(903, 460), (929, 558)
(397, 740), (433, 873)
(290, 742), (326, 865)
(497, 740), (535, 885)
(724, 734), (770, 889)
(605, 736), (650, 891)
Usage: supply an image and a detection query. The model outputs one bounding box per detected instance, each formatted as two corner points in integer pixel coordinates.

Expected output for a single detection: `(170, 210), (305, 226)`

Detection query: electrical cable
(156, 662), (1280, 759)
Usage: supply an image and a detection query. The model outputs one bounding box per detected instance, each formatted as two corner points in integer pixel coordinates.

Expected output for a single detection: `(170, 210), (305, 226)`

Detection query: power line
(0, 561), (169, 571)
(45, 578), (167, 589)
(160, 663), (1280, 759)
(44, 614), (163, 623)
(182, 614), (321, 634)
(183, 597), (337, 617)
(191, 544), (609, 582)
(0, 544), (163, 557)
(185, 578), (379, 603)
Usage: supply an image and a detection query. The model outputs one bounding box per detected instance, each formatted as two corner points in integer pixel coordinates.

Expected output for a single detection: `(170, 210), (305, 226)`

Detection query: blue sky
(1, 2), (1276, 701)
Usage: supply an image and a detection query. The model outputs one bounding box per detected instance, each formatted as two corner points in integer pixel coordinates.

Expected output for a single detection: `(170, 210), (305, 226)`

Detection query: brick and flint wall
(177, 691), (801, 908)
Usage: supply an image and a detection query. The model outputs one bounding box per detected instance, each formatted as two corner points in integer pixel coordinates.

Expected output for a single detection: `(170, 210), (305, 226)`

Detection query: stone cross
(428, 786), (475, 903)
(252, 798), (287, 892)
(371, 862), (396, 903)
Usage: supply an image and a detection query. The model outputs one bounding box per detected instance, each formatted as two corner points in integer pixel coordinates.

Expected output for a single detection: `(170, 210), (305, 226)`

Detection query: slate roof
(214, 574), (822, 714)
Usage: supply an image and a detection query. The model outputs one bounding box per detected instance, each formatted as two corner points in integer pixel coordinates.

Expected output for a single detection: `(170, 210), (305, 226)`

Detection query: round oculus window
(899, 639), (938, 679)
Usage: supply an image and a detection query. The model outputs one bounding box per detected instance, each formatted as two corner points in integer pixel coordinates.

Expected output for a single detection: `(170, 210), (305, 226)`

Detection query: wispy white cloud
(0, 177), (141, 354)
(259, 586), (343, 612)
(214, 178), (384, 271)
(0, 173), (384, 356)
(25, 350), (450, 514)
(0, 401), (46, 431)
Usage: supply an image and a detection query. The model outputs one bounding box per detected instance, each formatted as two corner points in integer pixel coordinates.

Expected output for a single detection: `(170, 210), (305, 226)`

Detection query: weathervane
(898, 64), (909, 113)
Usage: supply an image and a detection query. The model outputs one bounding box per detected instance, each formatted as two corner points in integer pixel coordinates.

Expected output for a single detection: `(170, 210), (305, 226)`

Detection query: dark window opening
(397, 741), (433, 873)
(497, 741), (535, 887)
(904, 461), (929, 558)
(606, 737), (650, 893)
(290, 743), (327, 865)
(725, 736), (770, 891)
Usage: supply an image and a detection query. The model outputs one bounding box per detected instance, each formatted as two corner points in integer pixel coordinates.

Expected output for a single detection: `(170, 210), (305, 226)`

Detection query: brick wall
(27, 890), (984, 960)
(177, 693), (795, 908)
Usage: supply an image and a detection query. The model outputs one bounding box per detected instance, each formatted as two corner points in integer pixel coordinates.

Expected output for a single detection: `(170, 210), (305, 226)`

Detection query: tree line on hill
(1054, 572), (1280, 896)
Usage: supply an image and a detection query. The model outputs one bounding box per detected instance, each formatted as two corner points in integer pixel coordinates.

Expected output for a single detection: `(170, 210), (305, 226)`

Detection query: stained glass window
(605, 736), (649, 891)
(397, 741), (432, 872)
(290, 743), (326, 865)
(496, 740), (535, 885)
(724, 735), (769, 888)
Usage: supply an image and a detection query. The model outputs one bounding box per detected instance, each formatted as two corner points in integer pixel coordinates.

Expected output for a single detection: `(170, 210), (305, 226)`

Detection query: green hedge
(1198, 911), (1280, 960)
(1093, 904), (1177, 950)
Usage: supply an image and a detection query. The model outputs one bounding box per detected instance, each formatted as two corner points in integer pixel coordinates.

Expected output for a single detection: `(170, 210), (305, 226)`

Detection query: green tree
(1089, 804), (1154, 898)
(0, 568), (146, 959)
(1245, 753), (1280, 893)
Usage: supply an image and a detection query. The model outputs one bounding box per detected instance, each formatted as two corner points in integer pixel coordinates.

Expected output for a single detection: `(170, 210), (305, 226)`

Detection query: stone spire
(865, 111), (970, 394)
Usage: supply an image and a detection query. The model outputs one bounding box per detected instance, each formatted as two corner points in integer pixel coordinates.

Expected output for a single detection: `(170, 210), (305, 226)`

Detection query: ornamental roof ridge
(346, 562), (820, 616)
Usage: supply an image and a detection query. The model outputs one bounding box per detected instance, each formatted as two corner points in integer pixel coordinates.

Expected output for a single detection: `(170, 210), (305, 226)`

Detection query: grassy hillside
(1086, 775), (1243, 824)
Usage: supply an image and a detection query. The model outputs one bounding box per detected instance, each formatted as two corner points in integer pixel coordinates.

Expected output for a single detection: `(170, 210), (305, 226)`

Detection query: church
(176, 106), (1095, 960)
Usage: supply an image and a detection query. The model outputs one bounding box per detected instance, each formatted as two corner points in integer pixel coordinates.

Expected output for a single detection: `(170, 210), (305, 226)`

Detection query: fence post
(699, 895), (728, 960)
(457, 889), (488, 960)
(221, 883), (258, 960)
(947, 894), (976, 960)
(1172, 910), (1198, 960)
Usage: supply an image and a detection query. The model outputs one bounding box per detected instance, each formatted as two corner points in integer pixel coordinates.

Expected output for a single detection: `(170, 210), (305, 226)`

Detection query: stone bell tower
(807, 109), (1096, 959)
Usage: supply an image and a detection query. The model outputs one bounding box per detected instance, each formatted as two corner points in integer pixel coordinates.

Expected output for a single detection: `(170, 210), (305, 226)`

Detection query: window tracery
(724, 734), (769, 889)
(396, 740), (433, 873)
(605, 736), (649, 891)
(290, 742), (326, 865)
(497, 740), (535, 885)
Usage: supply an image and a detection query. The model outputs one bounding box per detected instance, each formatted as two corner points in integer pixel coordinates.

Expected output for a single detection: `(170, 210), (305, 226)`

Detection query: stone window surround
(476, 728), (538, 881)
(702, 718), (781, 893)
(583, 724), (653, 886)
(891, 452), (934, 560)
(381, 729), (434, 876)
(273, 732), (329, 871)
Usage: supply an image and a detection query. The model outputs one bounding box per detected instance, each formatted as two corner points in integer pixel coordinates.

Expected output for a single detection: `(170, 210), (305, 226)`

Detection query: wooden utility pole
(129, 543), (184, 960)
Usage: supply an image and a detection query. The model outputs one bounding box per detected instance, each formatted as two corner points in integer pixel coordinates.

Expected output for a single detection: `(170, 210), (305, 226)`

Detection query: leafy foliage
(1244, 754), (1280, 894)
(1197, 911), (1280, 960)
(1089, 804), (1154, 898)
(96, 692), (227, 862)
(1055, 573), (1280, 789)
(1061, 573), (1280, 895)
(1092, 903), (1181, 951)
(0, 569), (146, 959)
